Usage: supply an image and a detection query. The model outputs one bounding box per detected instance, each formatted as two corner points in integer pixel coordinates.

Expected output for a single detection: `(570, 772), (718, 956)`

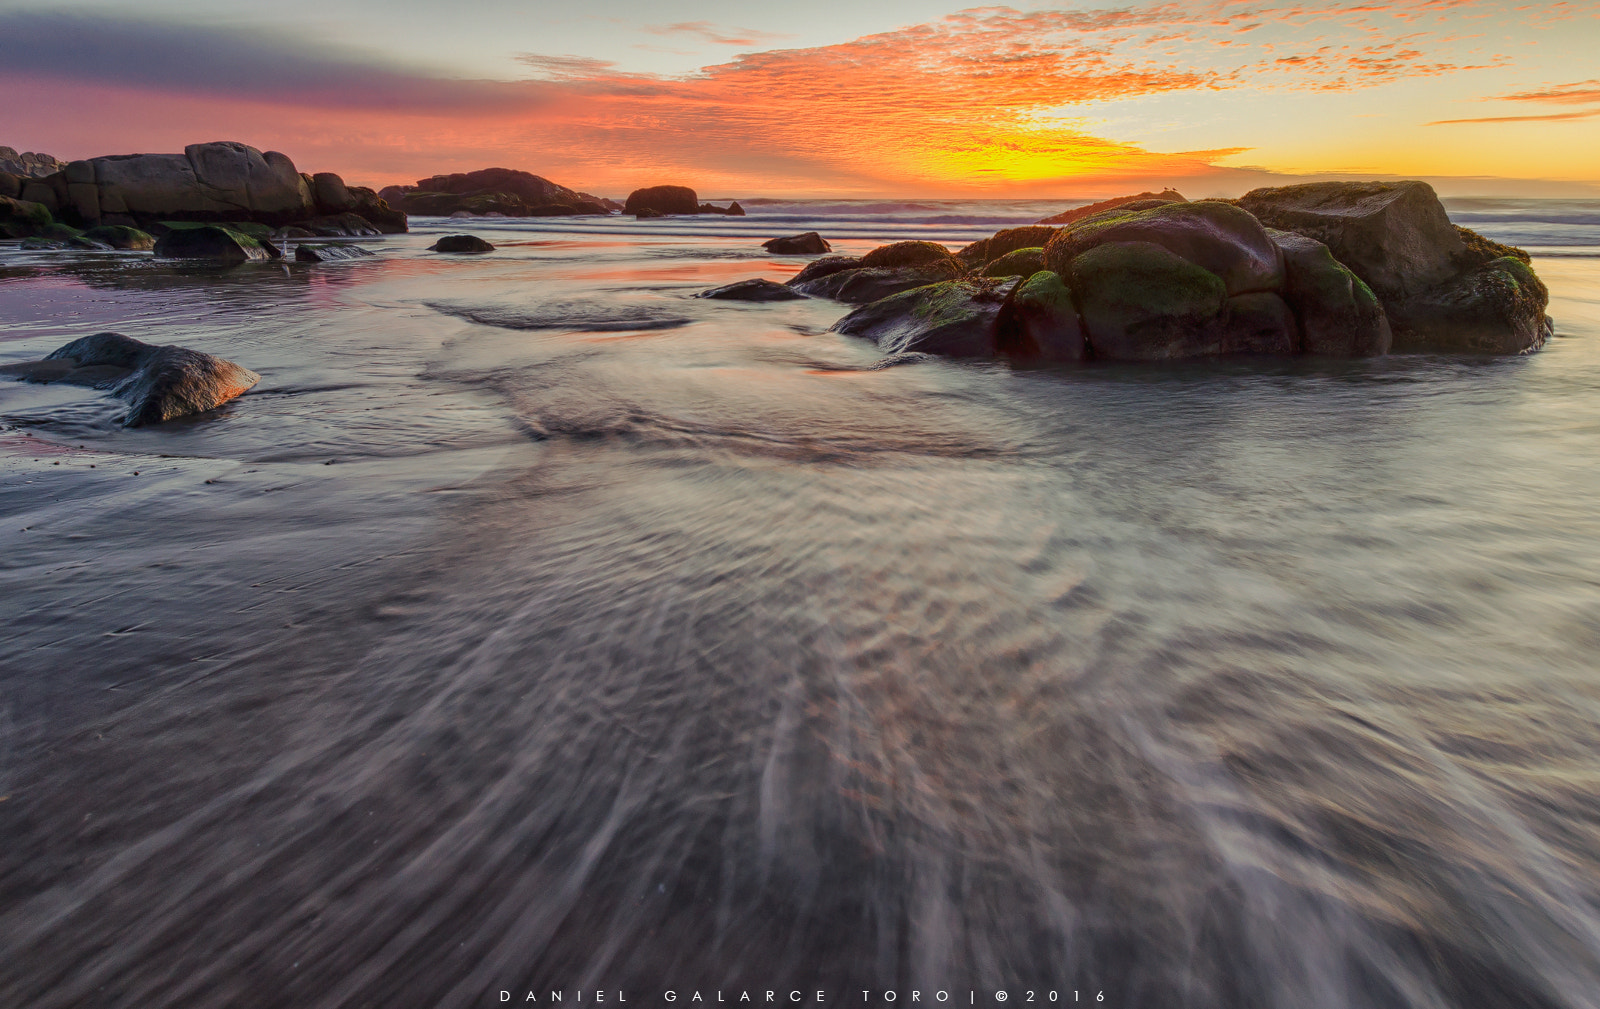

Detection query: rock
(344, 186), (406, 233)
(860, 241), (954, 270)
(1236, 181), (1464, 302)
(378, 185), (412, 207)
(0, 147), (66, 179)
(1223, 293), (1299, 355)
(727, 202), (746, 217)
(1044, 200), (1283, 296)
(832, 278), (1019, 357)
(89, 142), (312, 226)
(1065, 241), (1227, 360)
(449, 210), (476, 218)
(528, 203), (582, 216)
(763, 232), (831, 255)
(788, 261), (963, 303)
(67, 236), (116, 251)
(20, 237), (66, 250)
(0, 173), (19, 199)
(956, 225), (1058, 267)
(152, 225), (271, 262)
(1393, 256), (1550, 354)
(1037, 190), (1186, 226)
(0, 195), (55, 238)
(80, 225), (156, 250)
(980, 247), (1046, 278)
(0, 331), (258, 427)
(1271, 230), (1390, 356)
(786, 255), (861, 285)
(635, 208), (665, 219)
(412, 168), (588, 208)
(19, 181), (59, 214)
(697, 278), (807, 301)
(294, 244), (375, 262)
(429, 234), (494, 253)
(624, 185), (699, 216)
(302, 213), (382, 237)
(312, 172), (355, 213)
(996, 270), (1084, 362)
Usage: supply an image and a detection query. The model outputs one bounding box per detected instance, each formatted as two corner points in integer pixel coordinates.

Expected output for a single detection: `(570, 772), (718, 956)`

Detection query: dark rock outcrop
(998, 270), (1084, 362)
(763, 232), (831, 255)
(0, 331), (259, 426)
(405, 168), (599, 217)
(0, 147), (66, 179)
(1066, 241), (1229, 360)
(1271, 230), (1390, 356)
(153, 226), (272, 263)
(294, 244), (375, 262)
(1238, 181), (1545, 353)
(696, 278), (807, 301)
(81, 225), (156, 250)
(957, 225), (1058, 268)
(429, 234), (494, 253)
(0, 195), (55, 238)
(625, 186), (700, 216)
(832, 278), (1019, 357)
(727, 202), (746, 217)
(1038, 189), (1186, 226)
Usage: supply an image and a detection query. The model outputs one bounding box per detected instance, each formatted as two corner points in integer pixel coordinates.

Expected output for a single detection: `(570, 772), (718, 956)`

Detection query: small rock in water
(153, 226), (271, 263)
(763, 232), (831, 255)
(696, 278), (807, 301)
(0, 331), (259, 427)
(429, 234), (494, 253)
(294, 244), (376, 263)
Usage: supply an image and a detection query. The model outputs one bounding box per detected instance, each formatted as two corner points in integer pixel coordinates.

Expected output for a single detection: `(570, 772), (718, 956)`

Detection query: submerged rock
(81, 225), (156, 250)
(832, 278), (1019, 357)
(697, 278), (806, 301)
(429, 234), (494, 253)
(789, 261), (962, 303)
(294, 244), (375, 262)
(763, 232), (831, 255)
(624, 185), (699, 216)
(153, 226), (271, 262)
(0, 331), (259, 426)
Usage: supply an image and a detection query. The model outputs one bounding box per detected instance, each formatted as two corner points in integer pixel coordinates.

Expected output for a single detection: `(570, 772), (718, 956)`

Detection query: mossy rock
(859, 240), (955, 270)
(1045, 200), (1283, 296)
(1271, 230), (1390, 356)
(1395, 255), (1549, 354)
(0, 195), (57, 238)
(830, 277), (1018, 357)
(1066, 241), (1228, 360)
(81, 225), (157, 250)
(1454, 225), (1530, 268)
(997, 270), (1083, 361)
(980, 247), (1046, 278)
(788, 260), (961, 303)
(1223, 292), (1298, 355)
(957, 225), (1058, 266)
(152, 225), (271, 262)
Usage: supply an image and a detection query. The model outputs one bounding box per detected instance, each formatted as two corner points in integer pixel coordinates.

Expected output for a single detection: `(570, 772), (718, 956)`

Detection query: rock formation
(6, 142), (406, 235)
(0, 331), (258, 427)
(0, 146), (65, 179)
(429, 235), (495, 253)
(625, 186), (700, 216)
(803, 181), (1548, 364)
(391, 168), (617, 218)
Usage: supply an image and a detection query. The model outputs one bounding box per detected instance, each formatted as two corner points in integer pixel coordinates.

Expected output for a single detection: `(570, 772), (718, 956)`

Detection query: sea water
(1, 198), (1599, 1006)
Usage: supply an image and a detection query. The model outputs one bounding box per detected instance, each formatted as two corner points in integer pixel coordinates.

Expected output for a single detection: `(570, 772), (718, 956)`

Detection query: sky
(1, 0), (1597, 198)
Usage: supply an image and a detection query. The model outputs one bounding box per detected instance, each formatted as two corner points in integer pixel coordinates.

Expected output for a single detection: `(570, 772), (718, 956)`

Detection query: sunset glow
(2, 0), (1596, 196)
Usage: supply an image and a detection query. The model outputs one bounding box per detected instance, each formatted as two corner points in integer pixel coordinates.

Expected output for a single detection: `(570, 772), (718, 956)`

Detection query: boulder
(1236, 181), (1464, 302)
(763, 232), (831, 255)
(624, 185), (699, 216)
(378, 185), (412, 206)
(19, 181), (59, 214)
(786, 255), (861, 285)
(635, 208), (665, 219)
(1392, 256), (1550, 354)
(344, 186), (406, 233)
(788, 261), (963, 303)
(1271, 230), (1390, 357)
(89, 142), (312, 225)
(80, 225), (156, 250)
(1038, 190), (1186, 226)
(429, 234), (494, 253)
(302, 213), (383, 237)
(980, 247), (1046, 278)
(696, 278), (807, 301)
(1065, 240), (1228, 361)
(294, 244), (375, 262)
(957, 225), (1058, 267)
(152, 225), (271, 262)
(0, 173), (19, 199)
(832, 278), (1020, 357)
(0, 195), (55, 238)
(0, 331), (259, 427)
(727, 202), (746, 216)
(311, 172), (355, 213)
(1044, 200), (1283, 296)
(860, 241), (955, 270)
(996, 271), (1084, 362)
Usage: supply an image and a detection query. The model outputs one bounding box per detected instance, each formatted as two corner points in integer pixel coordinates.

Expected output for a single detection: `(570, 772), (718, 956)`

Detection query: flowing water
(1, 198), (1599, 1007)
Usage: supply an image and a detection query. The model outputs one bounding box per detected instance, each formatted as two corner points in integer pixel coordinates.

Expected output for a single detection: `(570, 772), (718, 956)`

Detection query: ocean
(1, 197), (1599, 1006)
